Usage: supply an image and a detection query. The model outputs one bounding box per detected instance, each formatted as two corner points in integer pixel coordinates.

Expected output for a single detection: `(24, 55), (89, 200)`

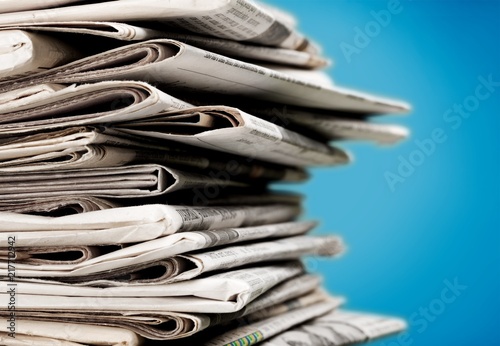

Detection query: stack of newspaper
(0, 1), (409, 345)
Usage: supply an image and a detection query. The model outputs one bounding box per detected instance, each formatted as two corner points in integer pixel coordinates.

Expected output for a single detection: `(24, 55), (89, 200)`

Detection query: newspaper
(240, 105), (409, 144)
(195, 290), (339, 344)
(0, 81), (349, 167)
(0, 273), (320, 341)
(0, 204), (300, 246)
(261, 310), (407, 346)
(258, 63), (335, 88)
(239, 289), (332, 324)
(0, 0), (85, 14)
(0, 261), (305, 313)
(204, 298), (341, 345)
(177, 94), (410, 144)
(207, 274), (325, 328)
(0, 81), (192, 135)
(119, 106), (350, 167)
(6, 234), (341, 286)
(1, 221), (316, 279)
(154, 31), (328, 68)
(0, 319), (144, 346)
(0, 30), (81, 79)
(0, 40), (410, 113)
(0, 21), (166, 41)
(0, 245), (112, 265)
(0, 191), (302, 214)
(0, 24), (327, 68)
(0, 196), (121, 214)
(0, 164), (248, 200)
(0, 126), (307, 182)
(0, 0), (313, 51)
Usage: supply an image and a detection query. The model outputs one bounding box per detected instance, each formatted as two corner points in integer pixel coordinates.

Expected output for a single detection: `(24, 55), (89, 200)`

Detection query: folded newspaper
(5, 235), (342, 286)
(0, 39), (409, 113)
(0, 126), (308, 182)
(0, 273), (332, 342)
(0, 0), (315, 51)
(0, 204), (301, 246)
(0, 164), (252, 200)
(1, 261), (306, 313)
(0, 23), (328, 68)
(0, 221), (325, 278)
(261, 310), (407, 346)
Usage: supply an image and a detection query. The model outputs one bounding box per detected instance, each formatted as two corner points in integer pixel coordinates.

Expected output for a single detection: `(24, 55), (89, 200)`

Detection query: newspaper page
(0, 80), (350, 167)
(0, 126), (307, 182)
(0, 261), (305, 313)
(198, 290), (338, 344)
(181, 94), (409, 144)
(0, 0), (312, 51)
(6, 235), (341, 286)
(0, 40), (410, 114)
(0, 221), (315, 279)
(235, 274), (322, 319)
(0, 319), (144, 346)
(204, 298), (341, 346)
(0, 204), (300, 246)
(0, 30), (81, 80)
(241, 106), (409, 144)
(1, 310), (208, 342)
(0, 164), (248, 199)
(0, 0), (85, 14)
(0, 245), (108, 265)
(120, 106), (350, 167)
(0, 81), (192, 135)
(0, 23), (327, 67)
(152, 31), (328, 68)
(258, 63), (335, 88)
(261, 310), (407, 346)
(241, 289), (333, 323)
(0, 273), (320, 341)
(0, 196), (121, 214)
(0, 21), (166, 41)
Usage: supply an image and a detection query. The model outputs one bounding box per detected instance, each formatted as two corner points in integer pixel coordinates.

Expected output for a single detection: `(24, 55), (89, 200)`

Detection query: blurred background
(266, 0), (500, 345)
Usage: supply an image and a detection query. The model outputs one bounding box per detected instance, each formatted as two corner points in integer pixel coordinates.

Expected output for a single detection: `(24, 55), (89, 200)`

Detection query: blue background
(267, 0), (500, 345)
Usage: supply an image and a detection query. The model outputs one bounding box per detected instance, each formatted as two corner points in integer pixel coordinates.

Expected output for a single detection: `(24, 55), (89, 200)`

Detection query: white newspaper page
(0, 0), (311, 50)
(261, 310), (407, 346)
(0, 81), (192, 136)
(0, 319), (143, 346)
(250, 105), (409, 144)
(155, 31), (328, 68)
(0, 24), (327, 67)
(0, 262), (305, 313)
(2, 310), (209, 342)
(0, 40), (410, 113)
(0, 221), (316, 279)
(238, 274), (322, 318)
(121, 106), (351, 167)
(0, 21), (166, 41)
(6, 235), (341, 286)
(0, 204), (300, 246)
(0, 164), (247, 199)
(204, 299), (342, 346)
(0, 126), (307, 182)
(0, 196), (120, 214)
(0, 0), (85, 14)
(0, 274), (319, 341)
(0, 30), (81, 80)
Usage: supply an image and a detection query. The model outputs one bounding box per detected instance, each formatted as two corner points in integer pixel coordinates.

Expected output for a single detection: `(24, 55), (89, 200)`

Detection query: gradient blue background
(266, 0), (500, 345)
